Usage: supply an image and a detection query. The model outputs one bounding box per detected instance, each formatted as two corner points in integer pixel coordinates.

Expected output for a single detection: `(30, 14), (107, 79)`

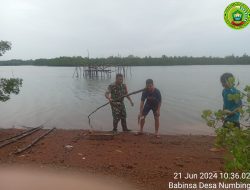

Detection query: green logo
(224, 2), (250, 30)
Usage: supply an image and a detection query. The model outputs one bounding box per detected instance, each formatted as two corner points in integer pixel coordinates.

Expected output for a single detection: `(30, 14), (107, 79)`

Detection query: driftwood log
(0, 126), (43, 149)
(14, 127), (56, 154)
(0, 125), (43, 143)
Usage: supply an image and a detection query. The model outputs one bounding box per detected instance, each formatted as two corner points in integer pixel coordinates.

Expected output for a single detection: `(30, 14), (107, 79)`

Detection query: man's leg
(154, 116), (160, 137)
(139, 104), (150, 134)
(121, 103), (130, 131)
(113, 117), (120, 132)
(153, 107), (160, 137)
(139, 116), (145, 133)
(111, 104), (120, 132)
(121, 118), (131, 131)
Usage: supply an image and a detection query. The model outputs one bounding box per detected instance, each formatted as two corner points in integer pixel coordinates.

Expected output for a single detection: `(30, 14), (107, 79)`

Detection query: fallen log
(0, 125), (43, 143)
(0, 126), (43, 149)
(14, 127), (56, 154)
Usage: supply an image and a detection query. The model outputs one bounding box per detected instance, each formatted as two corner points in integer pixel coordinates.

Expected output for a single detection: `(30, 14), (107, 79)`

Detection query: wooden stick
(88, 88), (145, 118)
(0, 125), (43, 143)
(88, 88), (145, 129)
(14, 127), (56, 154)
(0, 126), (43, 149)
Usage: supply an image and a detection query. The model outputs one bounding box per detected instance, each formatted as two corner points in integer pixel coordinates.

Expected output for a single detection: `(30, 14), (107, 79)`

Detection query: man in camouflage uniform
(105, 74), (134, 133)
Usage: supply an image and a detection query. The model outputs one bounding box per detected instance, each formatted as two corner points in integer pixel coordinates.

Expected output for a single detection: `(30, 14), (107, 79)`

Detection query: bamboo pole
(14, 127), (56, 154)
(0, 125), (43, 143)
(0, 126), (43, 149)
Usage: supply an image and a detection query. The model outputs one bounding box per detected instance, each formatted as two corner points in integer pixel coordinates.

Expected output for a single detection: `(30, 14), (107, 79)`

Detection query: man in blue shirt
(138, 79), (162, 138)
(220, 73), (242, 128)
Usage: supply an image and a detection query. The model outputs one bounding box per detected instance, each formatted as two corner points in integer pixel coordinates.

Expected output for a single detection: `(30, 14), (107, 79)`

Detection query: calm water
(0, 65), (249, 135)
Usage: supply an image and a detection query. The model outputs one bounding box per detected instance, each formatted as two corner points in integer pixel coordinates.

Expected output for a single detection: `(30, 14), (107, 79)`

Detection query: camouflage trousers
(110, 101), (127, 131)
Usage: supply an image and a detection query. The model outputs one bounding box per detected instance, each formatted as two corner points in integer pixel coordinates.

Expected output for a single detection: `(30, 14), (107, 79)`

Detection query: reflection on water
(0, 65), (249, 135)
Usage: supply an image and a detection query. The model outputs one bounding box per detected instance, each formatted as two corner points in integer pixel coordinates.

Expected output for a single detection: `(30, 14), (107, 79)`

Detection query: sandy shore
(0, 128), (225, 190)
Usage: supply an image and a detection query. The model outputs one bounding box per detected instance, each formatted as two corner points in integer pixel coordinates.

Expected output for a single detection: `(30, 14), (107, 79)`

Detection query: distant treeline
(0, 54), (249, 66)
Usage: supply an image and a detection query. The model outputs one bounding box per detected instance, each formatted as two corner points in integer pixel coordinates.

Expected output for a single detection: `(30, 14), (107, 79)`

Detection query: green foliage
(215, 126), (250, 174)
(202, 84), (250, 177)
(227, 93), (241, 102)
(0, 78), (23, 102)
(201, 109), (224, 127)
(0, 54), (250, 66)
(0, 41), (12, 56)
(227, 76), (235, 87)
(244, 85), (250, 92)
(0, 41), (23, 102)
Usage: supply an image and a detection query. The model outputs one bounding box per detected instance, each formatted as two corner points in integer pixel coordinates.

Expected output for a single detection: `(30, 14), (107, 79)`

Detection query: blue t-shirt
(222, 87), (242, 122)
(141, 88), (161, 107)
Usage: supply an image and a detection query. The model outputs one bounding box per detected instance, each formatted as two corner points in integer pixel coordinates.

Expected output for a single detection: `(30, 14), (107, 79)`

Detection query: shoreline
(1, 64), (250, 67)
(0, 128), (224, 190)
(0, 125), (217, 136)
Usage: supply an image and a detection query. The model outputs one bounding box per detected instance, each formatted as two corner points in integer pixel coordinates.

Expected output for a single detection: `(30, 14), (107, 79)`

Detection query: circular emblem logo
(224, 2), (250, 29)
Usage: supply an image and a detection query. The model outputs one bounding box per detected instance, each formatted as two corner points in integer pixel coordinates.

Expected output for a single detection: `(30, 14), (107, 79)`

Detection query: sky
(0, 0), (250, 60)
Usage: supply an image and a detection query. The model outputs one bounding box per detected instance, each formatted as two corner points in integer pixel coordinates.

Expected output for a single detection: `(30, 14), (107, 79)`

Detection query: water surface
(0, 65), (249, 135)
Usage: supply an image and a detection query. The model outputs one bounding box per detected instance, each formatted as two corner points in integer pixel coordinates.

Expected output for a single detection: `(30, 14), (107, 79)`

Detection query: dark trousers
(113, 118), (127, 131)
(111, 102), (127, 131)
